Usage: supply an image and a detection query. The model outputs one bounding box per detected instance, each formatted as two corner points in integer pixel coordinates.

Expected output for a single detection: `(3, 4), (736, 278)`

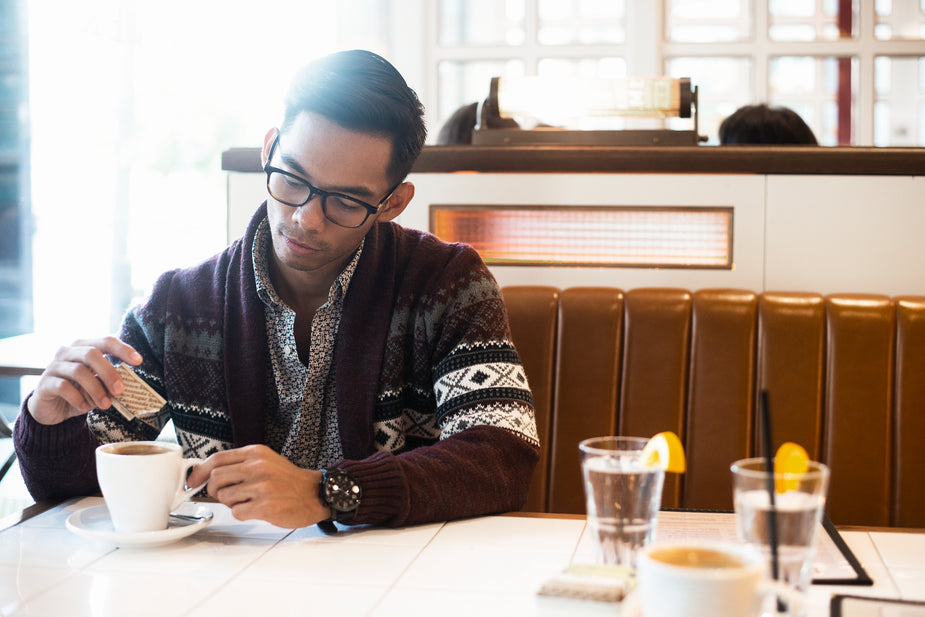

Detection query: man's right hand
(26, 336), (143, 426)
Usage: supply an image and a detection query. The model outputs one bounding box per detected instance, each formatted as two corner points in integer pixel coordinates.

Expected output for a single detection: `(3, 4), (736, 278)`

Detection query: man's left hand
(187, 445), (331, 528)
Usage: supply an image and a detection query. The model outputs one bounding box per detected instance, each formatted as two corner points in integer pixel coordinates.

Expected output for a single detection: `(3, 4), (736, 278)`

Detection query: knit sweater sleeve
(12, 396), (101, 500)
(335, 229), (540, 527)
(11, 271), (178, 501)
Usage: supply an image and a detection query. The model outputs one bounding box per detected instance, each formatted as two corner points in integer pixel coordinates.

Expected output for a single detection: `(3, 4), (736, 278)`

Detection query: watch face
(324, 469), (362, 513)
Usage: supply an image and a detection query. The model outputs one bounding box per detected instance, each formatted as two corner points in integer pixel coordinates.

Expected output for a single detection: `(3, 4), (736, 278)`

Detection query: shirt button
(283, 345), (293, 356)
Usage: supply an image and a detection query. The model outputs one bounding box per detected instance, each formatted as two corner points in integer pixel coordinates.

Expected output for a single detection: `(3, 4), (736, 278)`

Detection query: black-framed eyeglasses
(263, 134), (400, 229)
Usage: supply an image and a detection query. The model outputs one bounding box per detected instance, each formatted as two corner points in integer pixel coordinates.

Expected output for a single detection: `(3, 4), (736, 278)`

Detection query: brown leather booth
(503, 286), (925, 528)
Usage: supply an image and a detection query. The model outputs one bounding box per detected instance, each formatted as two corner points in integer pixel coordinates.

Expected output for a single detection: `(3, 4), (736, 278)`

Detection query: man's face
(263, 111), (399, 281)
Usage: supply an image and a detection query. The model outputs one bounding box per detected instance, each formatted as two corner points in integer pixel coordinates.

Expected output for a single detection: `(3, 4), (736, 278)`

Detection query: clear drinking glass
(731, 458), (830, 616)
(579, 436), (665, 568)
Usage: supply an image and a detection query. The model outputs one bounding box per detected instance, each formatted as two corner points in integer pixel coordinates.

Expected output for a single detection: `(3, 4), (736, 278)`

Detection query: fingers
(191, 446), (325, 527)
(185, 462), (211, 490)
(98, 337), (143, 366)
(27, 336), (143, 425)
(189, 446), (264, 500)
(51, 355), (115, 411)
(190, 446), (260, 484)
(62, 337), (143, 395)
(30, 375), (95, 415)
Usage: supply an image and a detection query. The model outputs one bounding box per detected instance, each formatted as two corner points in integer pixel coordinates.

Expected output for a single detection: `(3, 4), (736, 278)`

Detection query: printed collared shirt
(252, 218), (363, 469)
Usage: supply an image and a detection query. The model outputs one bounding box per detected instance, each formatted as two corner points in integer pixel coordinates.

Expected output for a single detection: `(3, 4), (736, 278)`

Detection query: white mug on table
(96, 441), (203, 533)
(635, 541), (800, 617)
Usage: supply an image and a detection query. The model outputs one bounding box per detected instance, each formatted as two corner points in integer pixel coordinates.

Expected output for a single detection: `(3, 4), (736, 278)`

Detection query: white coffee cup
(636, 541), (800, 617)
(96, 441), (204, 533)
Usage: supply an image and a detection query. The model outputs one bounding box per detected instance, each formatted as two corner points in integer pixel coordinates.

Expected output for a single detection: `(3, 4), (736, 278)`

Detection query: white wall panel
(765, 175), (925, 296)
(228, 170), (925, 295)
(227, 174), (268, 242)
(404, 172), (766, 291)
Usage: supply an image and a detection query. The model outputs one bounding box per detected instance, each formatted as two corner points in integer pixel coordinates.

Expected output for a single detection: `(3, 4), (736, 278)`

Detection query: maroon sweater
(14, 204), (539, 527)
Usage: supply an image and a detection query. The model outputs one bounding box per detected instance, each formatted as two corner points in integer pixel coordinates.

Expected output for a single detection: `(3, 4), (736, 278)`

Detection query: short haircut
(718, 103), (818, 145)
(282, 49), (427, 184)
(436, 102), (479, 145)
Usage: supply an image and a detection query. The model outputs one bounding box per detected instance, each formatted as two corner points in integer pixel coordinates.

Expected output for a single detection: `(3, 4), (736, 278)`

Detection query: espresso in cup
(636, 541), (799, 617)
(649, 545), (748, 569)
(96, 441), (204, 533)
(106, 443), (173, 456)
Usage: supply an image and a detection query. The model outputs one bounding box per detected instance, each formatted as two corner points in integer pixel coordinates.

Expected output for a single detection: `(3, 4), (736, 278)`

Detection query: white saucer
(66, 503), (213, 547)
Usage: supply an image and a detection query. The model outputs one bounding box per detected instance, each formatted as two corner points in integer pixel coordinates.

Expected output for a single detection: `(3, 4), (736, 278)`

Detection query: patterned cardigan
(14, 204), (540, 527)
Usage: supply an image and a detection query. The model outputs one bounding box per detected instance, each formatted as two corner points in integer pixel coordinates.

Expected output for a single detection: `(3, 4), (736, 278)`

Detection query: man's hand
(187, 445), (330, 528)
(27, 336), (143, 426)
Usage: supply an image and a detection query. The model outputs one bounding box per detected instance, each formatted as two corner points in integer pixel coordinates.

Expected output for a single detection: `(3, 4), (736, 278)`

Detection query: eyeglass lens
(267, 171), (371, 228)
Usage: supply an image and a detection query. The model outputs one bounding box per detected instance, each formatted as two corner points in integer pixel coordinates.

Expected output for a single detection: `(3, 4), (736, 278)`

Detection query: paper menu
(655, 509), (871, 585)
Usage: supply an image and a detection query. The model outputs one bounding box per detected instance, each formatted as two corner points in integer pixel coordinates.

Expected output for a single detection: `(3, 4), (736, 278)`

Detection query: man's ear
(261, 128), (279, 167)
(377, 182), (415, 222)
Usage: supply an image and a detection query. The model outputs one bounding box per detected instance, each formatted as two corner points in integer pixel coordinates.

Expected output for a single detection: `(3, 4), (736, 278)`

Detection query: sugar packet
(536, 563), (633, 603)
(111, 363), (166, 421)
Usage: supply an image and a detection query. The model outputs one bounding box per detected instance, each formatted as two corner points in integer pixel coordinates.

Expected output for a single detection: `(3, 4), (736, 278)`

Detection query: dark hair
(436, 100), (521, 145)
(436, 102), (479, 145)
(718, 103), (818, 145)
(282, 49), (427, 184)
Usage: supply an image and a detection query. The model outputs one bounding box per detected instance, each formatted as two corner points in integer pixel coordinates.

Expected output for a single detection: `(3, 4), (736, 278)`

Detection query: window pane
(874, 56), (925, 146)
(29, 1), (340, 335)
(666, 57), (752, 144)
(874, 100), (891, 145)
(440, 0), (526, 46)
(770, 57), (818, 95)
(919, 102), (925, 144)
(0, 0), (30, 341)
(770, 0), (816, 17)
(537, 57), (626, 79)
(769, 0), (857, 41)
(768, 24), (821, 41)
(438, 59), (526, 121)
(666, 0), (751, 42)
(876, 0), (925, 40)
(537, 0), (625, 45)
(769, 56), (854, 145)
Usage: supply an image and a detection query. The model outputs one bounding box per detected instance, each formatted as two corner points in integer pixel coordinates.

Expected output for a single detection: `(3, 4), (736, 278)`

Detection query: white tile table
(0, 497), (921, 617)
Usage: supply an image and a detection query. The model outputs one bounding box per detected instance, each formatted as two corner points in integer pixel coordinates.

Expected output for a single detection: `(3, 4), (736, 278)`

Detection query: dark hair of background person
(282, 49), (427, 184)
(436, 101), (522, 145)
(718, 103), (819, 145)
(437, 102), (480, 145)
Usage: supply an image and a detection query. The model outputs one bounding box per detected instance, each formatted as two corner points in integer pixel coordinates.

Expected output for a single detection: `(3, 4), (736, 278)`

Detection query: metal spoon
(169, 510), (214, 524)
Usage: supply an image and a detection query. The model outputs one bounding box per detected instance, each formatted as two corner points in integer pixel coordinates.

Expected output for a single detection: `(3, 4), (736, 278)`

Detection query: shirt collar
(252, 217), (364, 310)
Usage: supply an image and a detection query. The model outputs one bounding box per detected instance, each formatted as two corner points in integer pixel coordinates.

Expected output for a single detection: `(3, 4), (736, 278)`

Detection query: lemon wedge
(641, 431), (686, 473)
(774, 441), (809, 492)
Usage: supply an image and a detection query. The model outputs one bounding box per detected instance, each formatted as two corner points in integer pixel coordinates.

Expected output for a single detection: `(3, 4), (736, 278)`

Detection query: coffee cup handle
(171, 457), (206, 511)
(759, 580), (803, 616)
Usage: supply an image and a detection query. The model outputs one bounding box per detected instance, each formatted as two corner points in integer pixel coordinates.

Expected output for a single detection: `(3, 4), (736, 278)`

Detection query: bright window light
(28, 1), (339, 336)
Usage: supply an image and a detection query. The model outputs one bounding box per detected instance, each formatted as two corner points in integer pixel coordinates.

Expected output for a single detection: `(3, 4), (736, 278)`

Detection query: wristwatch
(319, 468), (362, 522)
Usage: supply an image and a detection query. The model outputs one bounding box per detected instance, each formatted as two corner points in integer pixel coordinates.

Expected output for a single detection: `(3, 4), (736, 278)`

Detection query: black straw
(759, 390), (784, 612)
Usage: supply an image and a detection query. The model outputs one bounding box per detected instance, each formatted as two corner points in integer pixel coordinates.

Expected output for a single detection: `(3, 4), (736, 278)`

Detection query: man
(13, 50), (539, 529)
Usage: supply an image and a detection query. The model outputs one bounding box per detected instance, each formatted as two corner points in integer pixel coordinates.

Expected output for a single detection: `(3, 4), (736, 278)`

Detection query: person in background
(436, 100), (521, 145)
(718, 103), (818, 145)
(14, 49), (539, 530)
(436, 102), (479, 144)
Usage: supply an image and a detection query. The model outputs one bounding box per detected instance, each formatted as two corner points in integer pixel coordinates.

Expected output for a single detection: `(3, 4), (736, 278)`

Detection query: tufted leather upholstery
(502, 286), (925, 527)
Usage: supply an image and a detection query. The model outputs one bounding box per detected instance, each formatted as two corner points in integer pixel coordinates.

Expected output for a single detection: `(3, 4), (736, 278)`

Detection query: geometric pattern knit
(17, 203), (540, 527)
(253, 219), (357, 470)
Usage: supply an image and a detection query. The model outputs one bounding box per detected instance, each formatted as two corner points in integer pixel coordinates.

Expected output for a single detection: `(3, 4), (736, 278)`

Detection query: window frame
(405, 0), (925, 146)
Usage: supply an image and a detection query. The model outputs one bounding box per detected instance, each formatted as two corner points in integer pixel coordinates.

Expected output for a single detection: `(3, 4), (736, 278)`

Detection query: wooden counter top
(223, 144), (925, 176)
